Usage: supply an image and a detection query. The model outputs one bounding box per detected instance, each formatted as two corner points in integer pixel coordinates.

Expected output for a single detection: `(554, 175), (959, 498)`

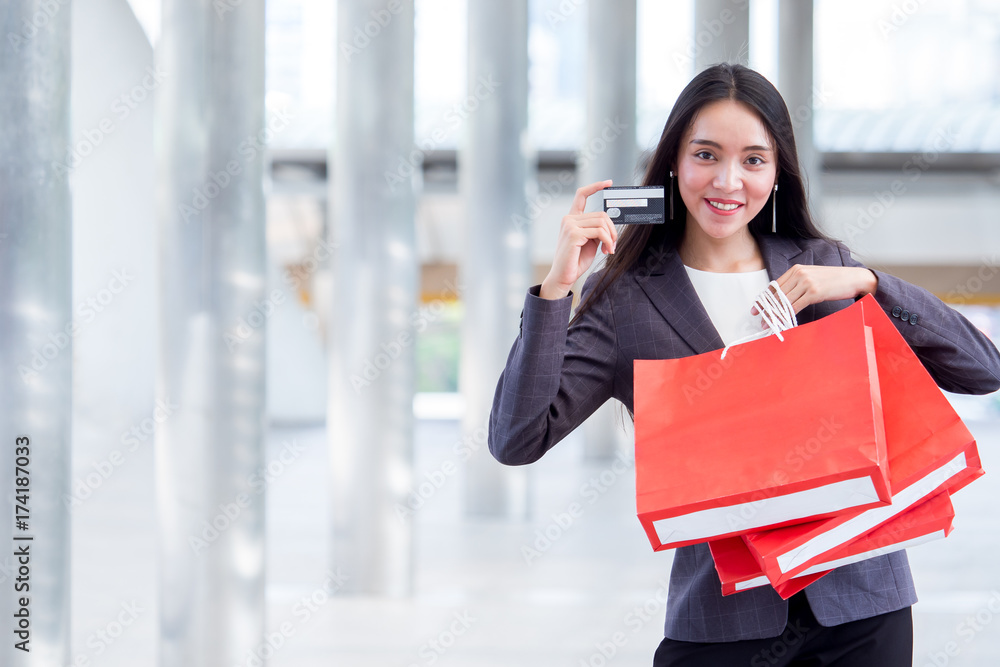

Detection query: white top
(683, 266), (771, 346)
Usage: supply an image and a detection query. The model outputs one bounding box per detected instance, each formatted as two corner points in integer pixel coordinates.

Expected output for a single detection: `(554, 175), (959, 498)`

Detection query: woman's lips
(704, 198), (744, 216)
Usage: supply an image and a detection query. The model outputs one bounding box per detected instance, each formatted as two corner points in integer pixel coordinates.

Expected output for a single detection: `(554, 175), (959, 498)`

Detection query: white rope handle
(720, 280), (798, 359)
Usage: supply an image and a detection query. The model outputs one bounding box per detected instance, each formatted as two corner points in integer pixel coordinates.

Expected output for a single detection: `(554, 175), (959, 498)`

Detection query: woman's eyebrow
(690, 138), (772, 152)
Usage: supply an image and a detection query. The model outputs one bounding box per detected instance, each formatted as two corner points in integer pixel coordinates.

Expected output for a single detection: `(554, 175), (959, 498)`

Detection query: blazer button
(900, 309), (910, 322)
(908, 313), (919, 325)
(891, 306), (902, 318)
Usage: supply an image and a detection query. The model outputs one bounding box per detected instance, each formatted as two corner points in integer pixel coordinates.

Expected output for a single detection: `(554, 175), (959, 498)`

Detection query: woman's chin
(692, 218), (751, 240)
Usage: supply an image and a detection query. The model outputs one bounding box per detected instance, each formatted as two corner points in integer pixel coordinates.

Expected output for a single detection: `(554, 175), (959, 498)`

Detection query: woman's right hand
(539, 180), (618, 300)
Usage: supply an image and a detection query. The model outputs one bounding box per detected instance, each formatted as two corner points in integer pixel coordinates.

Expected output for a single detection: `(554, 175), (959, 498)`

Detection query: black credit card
(602, 186), (665, 224)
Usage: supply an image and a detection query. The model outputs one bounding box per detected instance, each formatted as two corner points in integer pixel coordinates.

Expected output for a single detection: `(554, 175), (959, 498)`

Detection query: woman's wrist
(857, 268), (878, 297)
(539, 277), (571, 300)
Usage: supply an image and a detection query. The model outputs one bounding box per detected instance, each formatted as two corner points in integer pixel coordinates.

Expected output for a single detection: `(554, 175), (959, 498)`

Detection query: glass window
(815, 0), (1000, 152)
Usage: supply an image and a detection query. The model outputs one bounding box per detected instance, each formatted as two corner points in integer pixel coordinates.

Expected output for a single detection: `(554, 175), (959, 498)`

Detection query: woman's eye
(695, 151), (714, 160)
(746, 156), (764, 166)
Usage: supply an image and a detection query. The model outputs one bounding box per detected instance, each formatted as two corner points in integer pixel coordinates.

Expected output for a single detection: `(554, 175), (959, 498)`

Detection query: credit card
(602, 186), (665, 224)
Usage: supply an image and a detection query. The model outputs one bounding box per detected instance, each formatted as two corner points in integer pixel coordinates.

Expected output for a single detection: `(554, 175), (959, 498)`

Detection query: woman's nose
(713, 162), (742, 192)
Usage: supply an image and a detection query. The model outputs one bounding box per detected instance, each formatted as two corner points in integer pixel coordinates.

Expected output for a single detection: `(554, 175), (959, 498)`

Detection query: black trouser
(653, 592), (912, 666)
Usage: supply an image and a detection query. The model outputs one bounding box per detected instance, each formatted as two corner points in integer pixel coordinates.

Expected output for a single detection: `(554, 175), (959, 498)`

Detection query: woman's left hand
(762, 265), (878, 314)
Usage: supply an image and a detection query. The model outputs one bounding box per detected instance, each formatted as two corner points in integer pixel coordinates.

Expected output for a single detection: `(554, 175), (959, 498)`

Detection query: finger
(779, 280), (815, 314)
(570, 180), (614, 215)
(751, 281), (784, 315)
(788, 294), (810, 314)
(572, 211), (616, 226)
(572, 224), (616, 252)
(573, 213), (618, 249)
(773, 269), (795, 292)
(572, 211), (618, 247)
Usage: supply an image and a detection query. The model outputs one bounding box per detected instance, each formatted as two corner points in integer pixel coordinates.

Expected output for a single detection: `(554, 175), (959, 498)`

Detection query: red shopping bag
(634, 298), (892, 551)
(709, 536), (826, 598)
(711, 491), (954, 599)
(743, 296), (982, 584)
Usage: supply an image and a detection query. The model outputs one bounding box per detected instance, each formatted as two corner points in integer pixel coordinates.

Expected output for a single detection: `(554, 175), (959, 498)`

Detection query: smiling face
(675, 98), (778, 242)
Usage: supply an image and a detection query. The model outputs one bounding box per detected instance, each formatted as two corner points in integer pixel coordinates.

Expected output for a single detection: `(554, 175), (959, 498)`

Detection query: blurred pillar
(460, 0), (531, 517)
(328, 0), (416, 593)
(0, 2), (72, 664)
(155, 2), (266, 665)
(778, 0), (821, 207)
(694, 0), (750, 72)
(578, 0), (637, 460)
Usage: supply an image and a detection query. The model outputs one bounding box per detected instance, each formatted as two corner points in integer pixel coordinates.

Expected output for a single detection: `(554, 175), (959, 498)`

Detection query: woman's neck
(678, 223), (765, 273)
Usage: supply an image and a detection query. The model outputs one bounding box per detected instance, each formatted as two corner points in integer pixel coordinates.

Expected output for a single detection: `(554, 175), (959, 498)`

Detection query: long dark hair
(571, 63), (829, 326)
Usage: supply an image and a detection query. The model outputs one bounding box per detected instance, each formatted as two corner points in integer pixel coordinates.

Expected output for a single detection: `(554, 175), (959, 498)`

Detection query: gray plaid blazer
(488, 232), (1000, 642)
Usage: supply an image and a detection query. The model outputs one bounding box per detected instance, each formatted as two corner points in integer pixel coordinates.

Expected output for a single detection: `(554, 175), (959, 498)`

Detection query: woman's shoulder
(785, 235), (855, 263)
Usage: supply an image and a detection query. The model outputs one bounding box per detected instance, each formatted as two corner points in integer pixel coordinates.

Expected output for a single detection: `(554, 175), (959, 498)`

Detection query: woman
(488, 63), (1000, 665)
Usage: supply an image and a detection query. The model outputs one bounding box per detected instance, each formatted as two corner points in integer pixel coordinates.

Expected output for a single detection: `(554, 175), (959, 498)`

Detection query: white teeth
(708, 200), (740, 211)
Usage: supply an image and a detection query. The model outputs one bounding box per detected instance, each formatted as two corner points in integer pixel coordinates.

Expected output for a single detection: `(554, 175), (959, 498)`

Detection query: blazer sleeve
(836, 242), (1000, 395)
(488, 271), (617, 465)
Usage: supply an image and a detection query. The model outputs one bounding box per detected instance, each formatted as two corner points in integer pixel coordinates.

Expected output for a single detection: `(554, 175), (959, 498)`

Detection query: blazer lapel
(633, 246), (724, 355)
(756, 232), (820, 322)
(756, 231), (811, 286)
(632, 233), (812, 355)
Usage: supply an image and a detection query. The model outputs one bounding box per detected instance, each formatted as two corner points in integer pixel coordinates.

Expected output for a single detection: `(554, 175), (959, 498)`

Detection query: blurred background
(2, 0), (1000, 665)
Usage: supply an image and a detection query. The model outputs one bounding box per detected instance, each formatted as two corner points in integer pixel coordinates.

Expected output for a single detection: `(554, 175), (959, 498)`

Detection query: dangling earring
(669, 170), (675, 220)
(771, 183), (779, 233)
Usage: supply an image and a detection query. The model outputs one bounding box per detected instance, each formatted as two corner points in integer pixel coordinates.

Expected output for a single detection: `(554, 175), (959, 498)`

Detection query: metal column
(460, 0), (531, 517)
(694, 0), (750, 71)
(578, 0), (638, 461)
(155, 2), (266, 665)
(778, 0), (821, 208)
(0, 2), (72, 664)
(328, 0), (417, 594)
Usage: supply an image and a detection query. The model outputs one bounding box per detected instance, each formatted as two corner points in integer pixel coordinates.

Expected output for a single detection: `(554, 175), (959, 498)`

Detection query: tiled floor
(71, 397), (1000, 666)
